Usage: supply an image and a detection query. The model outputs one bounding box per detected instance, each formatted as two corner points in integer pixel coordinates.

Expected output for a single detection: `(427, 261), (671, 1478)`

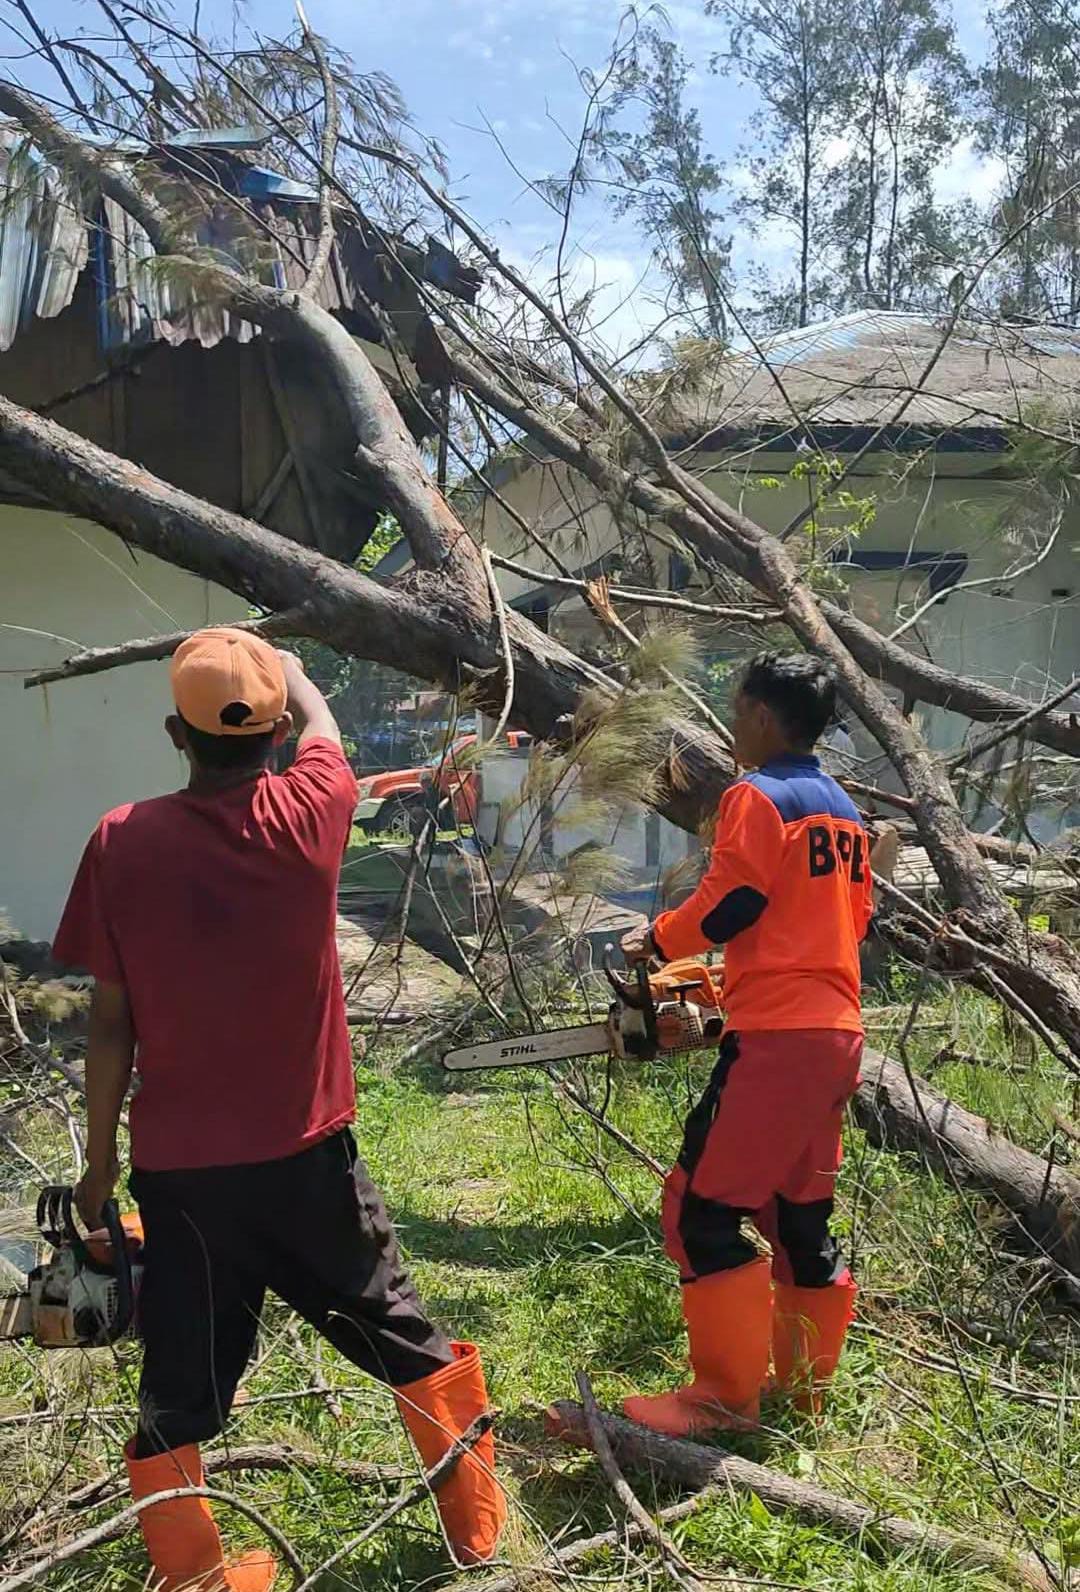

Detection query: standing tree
(707, 0), (852, 328)
(978, 0), (1080, 322)
(599, 27), (733, 341)
(834, 0), (970, 311)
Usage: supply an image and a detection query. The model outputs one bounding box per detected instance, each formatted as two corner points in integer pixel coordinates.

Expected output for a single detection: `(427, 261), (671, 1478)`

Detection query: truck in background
(353, 730), (534, 838)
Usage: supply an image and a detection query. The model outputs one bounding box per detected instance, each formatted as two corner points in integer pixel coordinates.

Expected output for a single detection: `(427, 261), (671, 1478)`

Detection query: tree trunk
(854, 1050), (1080, 1278)
(0, 393), (735, 831)
(546, 1403), (1052, 1591)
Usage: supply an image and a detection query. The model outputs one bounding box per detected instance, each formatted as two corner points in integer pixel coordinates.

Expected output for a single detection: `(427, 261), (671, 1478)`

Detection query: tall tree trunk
(863, 82), (881, 304)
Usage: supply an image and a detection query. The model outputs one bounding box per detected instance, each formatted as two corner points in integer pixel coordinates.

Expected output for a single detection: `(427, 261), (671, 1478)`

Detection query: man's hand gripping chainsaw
(442, 950), (724, 1072)
(0, 1186), (144, 1348)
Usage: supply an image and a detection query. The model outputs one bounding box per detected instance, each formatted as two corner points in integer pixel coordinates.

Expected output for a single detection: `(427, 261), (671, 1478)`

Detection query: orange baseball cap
(170, 627), (288, 736)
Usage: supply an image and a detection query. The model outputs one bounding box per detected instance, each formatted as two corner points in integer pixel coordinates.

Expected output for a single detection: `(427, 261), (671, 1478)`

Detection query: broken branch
(547, 1401), (1053, 1590)
(23, 611), (313, 690)
(576, 1371), (702, 1592)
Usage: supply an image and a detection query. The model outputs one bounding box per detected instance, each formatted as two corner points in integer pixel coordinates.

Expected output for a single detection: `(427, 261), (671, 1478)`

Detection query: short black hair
(180, 716), (276, 773)
(739, 652), (837, 747)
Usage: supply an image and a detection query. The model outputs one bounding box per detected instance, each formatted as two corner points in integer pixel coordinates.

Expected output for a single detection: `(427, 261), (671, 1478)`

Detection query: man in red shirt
(54, 628), (504, 1592)
(617, 652), (890, 1439)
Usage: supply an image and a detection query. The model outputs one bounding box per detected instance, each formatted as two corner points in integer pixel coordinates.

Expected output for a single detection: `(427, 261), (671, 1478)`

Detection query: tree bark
(854, 1050), (1080, 1278)
(0, 393), (735, 830)
(546, 1402), (1052, 1591)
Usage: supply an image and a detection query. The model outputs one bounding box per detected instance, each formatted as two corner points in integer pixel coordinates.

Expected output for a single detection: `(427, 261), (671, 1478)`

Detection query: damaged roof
(0, 123), (480, 356)
(654, 308), (1080, 455)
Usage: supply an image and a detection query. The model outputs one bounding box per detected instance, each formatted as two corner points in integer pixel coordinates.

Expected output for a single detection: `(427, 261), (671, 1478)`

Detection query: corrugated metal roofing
(0, 129), (88, 351)
(0, 123), (478, 357)
(657, 308), (1080, 442)
(752, 307), (1080, 367)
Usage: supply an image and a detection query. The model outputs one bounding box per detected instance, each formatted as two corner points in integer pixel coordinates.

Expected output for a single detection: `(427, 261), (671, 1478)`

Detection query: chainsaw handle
(601, 944), (656, 1013)
(36, 1185), (136, 1344)
(94, 1198), (136, 1342)
(601, 943), (659, 1055)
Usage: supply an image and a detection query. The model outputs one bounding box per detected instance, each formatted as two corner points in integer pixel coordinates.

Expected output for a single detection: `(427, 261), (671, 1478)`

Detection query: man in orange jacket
(54, 630), (505, 1591)
(620, 651), (885, 1437)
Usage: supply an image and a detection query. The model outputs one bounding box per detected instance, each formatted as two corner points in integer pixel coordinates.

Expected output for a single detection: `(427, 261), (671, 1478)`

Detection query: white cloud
(934, 134), (1005, 206)
(447, 26), (496, 61)
(483, 240), (666, 361)
(822, 136), (851, 171)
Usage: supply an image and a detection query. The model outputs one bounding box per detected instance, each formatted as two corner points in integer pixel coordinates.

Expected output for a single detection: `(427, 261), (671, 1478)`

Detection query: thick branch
(854, 1051), (1080, 1278)
(823, 605), (1080, 759)
(24, 611), (312, 690)
(547, 1403), (1052, 1591)
(0, 395), (735, 830)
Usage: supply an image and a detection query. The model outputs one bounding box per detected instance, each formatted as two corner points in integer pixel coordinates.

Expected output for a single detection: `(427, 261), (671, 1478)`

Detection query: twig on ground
(444, 1495), (725, 1592)
(555, 1077), (666, 1179)
(63, 1444), (410, 1513)
(576, 1371), (702, 1592)
(0, 1485), (304, 1592)
(291, 1413), (494, 1592)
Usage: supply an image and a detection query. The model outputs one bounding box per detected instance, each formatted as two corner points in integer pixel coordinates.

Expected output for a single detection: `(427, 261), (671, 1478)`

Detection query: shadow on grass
(397, 1207), (653, 1271)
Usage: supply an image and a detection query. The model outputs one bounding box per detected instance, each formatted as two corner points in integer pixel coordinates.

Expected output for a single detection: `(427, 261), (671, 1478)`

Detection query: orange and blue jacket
(651, 754), (873, 1033)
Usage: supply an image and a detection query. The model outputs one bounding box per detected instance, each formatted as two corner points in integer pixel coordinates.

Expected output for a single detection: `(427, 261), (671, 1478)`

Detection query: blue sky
(14, 0), (1002, 349)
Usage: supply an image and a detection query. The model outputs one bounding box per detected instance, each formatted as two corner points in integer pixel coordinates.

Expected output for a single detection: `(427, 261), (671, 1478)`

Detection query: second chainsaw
(0, 1185), (144, 1349)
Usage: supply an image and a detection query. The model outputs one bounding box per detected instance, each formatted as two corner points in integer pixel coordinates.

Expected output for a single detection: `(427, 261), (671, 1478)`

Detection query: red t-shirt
(53, 738), (359, 1172)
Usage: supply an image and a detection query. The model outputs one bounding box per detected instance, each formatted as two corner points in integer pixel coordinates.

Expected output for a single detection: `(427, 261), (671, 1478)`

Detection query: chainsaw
(0, 1186), (144, 1348)
(443, 949), (725, 1071)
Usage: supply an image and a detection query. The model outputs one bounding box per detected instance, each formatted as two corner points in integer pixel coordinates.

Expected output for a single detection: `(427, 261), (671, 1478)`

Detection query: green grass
(2, 989), (1079, 1590)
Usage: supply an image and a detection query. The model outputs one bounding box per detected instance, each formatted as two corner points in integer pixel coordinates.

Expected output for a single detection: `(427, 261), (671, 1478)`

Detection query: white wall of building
(475, 450), (1080, 853)
(1, 507), (243, 942)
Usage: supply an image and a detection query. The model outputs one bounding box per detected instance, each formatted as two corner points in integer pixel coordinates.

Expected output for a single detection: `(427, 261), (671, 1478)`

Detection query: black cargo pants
(130, 1129), (452, 1456)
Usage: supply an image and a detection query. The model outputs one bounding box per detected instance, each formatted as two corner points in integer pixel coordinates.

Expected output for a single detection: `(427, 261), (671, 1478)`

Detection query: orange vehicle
(353, 731), (533, 838)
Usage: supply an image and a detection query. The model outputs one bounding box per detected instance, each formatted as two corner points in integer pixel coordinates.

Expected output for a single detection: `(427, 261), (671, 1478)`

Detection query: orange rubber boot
(394, 1341), (506, 1565)
(125, 1441), (276, 1592)
(772, 1274), (857, 1415)
(623, 1256), (773, 1438)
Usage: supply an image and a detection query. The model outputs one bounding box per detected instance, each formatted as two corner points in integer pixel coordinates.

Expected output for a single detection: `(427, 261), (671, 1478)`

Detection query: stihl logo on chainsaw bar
(500, 1041), (540, 1057)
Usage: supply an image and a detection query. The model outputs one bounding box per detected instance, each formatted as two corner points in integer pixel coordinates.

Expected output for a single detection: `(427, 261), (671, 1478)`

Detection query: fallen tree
(2, 73), (1080, 1064)
(546, 1400), (1054, 1591)
(855, 1050), (1080, 1280)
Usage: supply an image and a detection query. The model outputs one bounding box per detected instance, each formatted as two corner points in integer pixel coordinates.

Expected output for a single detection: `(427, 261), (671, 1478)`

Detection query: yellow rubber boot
(623, 1256), (773, 1438)
(125, 1441), (276, 1592)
